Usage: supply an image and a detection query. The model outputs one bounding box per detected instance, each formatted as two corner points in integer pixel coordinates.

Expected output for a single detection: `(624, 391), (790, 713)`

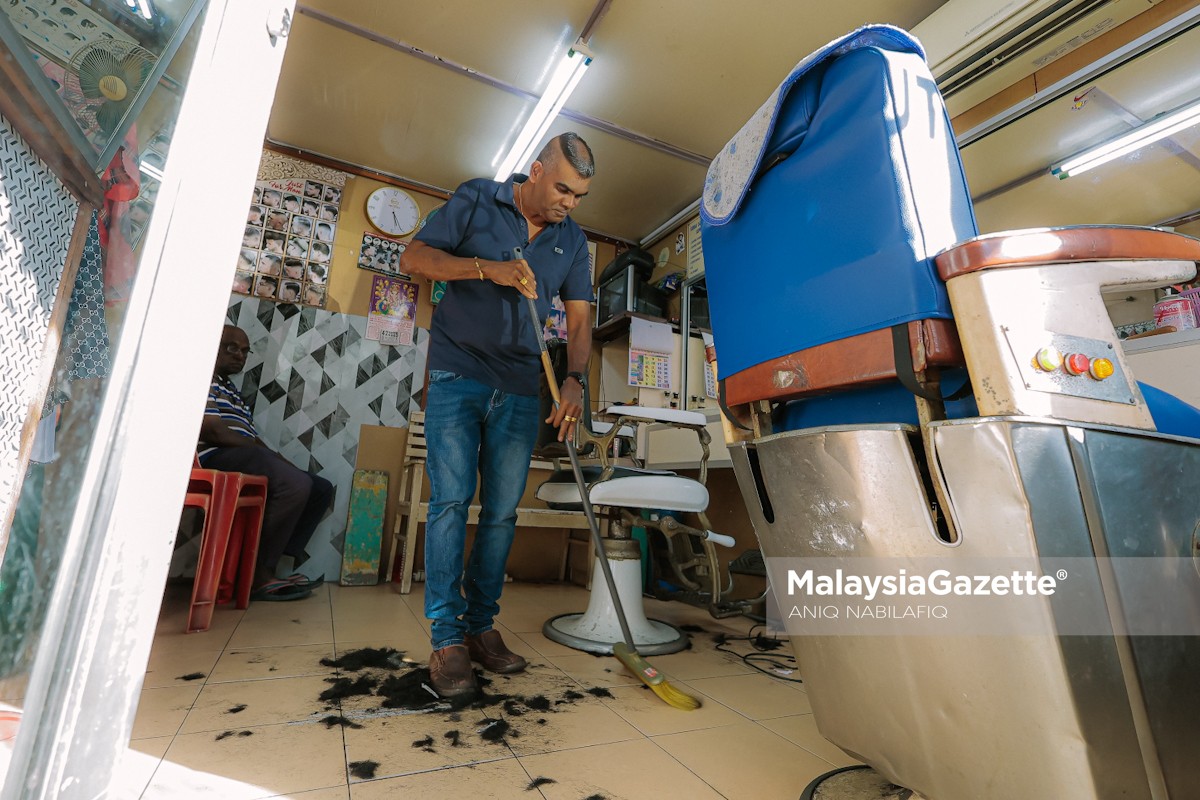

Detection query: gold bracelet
(475, 257), (485, 280)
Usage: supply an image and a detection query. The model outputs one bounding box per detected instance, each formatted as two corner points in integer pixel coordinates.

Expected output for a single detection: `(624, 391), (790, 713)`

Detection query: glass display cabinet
(0, 2), (296, 797)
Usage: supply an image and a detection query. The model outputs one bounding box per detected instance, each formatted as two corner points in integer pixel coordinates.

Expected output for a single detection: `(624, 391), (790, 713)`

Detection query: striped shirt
(198, 376), (258, 458)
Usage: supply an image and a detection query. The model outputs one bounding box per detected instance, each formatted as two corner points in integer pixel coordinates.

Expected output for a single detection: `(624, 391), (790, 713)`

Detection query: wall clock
(366, 187), (421, 236)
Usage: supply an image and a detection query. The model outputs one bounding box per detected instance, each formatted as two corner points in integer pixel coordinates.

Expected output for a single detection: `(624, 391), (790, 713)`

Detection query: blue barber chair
(702, 25), (1200, 800)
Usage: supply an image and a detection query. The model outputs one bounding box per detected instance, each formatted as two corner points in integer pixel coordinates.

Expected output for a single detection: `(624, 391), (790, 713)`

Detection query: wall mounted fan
(64, 41), (156, 138)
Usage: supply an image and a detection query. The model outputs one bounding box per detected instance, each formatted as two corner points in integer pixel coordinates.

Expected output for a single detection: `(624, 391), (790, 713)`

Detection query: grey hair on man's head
(537, 132), (595, 178)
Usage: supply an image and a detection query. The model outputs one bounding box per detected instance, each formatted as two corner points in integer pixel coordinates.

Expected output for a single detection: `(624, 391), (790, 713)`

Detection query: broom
(517, 253), (700, 711)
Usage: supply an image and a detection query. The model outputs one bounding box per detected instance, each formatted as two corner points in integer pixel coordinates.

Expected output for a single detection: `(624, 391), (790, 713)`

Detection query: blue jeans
(423, 370), (540, 650)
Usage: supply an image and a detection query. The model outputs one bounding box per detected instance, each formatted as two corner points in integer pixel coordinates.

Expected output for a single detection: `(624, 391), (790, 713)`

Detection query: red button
(1063, 353), (1090, 376)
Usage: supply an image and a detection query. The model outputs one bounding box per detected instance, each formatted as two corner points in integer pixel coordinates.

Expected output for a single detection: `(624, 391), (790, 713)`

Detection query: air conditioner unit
(912, 0), (1152, 115)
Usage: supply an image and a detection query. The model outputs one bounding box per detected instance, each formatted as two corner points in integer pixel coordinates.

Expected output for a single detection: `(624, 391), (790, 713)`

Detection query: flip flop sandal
(284, 573), (325, 590)
(251, 580), (313, 602)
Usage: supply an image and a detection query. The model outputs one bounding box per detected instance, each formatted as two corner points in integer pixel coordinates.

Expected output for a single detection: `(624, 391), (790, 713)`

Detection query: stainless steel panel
(1003, 328), (1135, 404)
(1064, 427), (1200, 800)
(731, 422), (1158, 799)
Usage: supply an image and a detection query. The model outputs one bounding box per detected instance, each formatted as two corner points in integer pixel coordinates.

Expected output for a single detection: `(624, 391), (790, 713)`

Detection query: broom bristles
(614, 643), (702, 711)
(651, 680), (703, 711)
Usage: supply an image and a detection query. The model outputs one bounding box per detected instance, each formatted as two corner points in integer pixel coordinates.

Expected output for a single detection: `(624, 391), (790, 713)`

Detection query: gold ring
(565, 415), (578, 422)
(519, 277), (528, 285)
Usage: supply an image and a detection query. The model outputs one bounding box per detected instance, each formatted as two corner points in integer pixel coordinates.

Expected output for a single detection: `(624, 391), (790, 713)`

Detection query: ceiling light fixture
(125, 0), (154, 20)
(1051, 98), (1200, 179)
(493, 42), (593, 181)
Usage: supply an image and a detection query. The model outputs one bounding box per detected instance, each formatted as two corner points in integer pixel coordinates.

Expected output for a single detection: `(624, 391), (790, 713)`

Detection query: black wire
(714, 623), (805, 683)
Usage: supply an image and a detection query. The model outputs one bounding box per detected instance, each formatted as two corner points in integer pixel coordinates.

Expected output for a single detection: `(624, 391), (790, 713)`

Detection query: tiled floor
(119, 581), (858, 799)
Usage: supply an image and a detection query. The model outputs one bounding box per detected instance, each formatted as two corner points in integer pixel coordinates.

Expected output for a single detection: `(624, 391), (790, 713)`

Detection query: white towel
(701, 25), (924, 227)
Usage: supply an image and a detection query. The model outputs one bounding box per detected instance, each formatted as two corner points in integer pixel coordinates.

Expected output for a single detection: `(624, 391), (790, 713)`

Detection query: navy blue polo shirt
(416, 174), (593, 396)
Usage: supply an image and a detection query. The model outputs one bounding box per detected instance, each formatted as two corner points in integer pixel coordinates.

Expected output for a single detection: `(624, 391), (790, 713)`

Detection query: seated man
(198, 325), (333, 601)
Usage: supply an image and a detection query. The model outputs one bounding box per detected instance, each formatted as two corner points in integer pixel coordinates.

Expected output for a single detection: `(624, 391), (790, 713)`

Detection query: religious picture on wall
(543, 296), (568, 341)
(235, 177), (342, 303)
(366, 275), (418, 345)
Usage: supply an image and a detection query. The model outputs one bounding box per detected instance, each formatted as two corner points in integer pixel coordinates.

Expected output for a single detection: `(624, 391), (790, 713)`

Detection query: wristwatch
(566, 371), (586, 385)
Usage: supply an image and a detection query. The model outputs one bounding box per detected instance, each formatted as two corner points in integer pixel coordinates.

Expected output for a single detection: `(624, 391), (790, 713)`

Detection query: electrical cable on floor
(713, 624), (804, 683)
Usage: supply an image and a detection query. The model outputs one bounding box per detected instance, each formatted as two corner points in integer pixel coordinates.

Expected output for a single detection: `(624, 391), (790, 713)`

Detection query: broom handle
(524, 290), (637, 651)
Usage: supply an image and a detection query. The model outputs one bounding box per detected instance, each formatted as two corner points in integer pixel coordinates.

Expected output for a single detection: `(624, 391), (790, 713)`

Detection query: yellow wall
(324, 174), (443, 331)
(325, 173), (620, 338)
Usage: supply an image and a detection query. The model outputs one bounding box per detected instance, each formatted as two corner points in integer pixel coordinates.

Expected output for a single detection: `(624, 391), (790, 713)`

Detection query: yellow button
(1034, 346), (1062, 372)
(1090, 358), (1115, 380)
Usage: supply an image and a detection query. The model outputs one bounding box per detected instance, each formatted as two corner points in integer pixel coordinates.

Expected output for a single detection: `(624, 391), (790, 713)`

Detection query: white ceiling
(265, 0), (1200, 243)
(966, 21), (1200, 232)
(267, 0), (947, 241)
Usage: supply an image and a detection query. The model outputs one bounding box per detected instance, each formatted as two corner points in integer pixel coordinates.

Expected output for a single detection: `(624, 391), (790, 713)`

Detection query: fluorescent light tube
(139, 162), (164, 182)
(126, 0), (153, 19)
(1052, 98), (1200, 178)
(494, 44), (592, 181)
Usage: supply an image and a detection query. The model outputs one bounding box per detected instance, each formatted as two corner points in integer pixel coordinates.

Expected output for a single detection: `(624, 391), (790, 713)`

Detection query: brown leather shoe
(465, 629), (527, 674)
(428, 644), (478, 697)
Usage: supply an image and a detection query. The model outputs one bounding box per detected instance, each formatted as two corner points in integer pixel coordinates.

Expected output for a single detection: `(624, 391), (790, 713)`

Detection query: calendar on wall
(629, 349), (672, 389)
(627, 317), (674, 390)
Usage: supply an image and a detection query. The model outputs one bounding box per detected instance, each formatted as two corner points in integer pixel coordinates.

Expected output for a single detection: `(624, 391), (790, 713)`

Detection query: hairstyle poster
(234, 177), (341, 306)
(357, 231), (409, 279)
(366, 275), (419, 346)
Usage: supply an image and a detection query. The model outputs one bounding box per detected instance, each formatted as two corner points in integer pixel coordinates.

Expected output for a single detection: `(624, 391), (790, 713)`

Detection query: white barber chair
(535, 401), (736, 655)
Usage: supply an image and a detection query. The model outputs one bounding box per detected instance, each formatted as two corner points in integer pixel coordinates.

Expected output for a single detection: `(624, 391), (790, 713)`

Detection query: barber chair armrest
(936, 226), (1200, 288)
(590, 420), (636, 438)
(936, 226), (1200, 428)
(602, 405), (707, 427)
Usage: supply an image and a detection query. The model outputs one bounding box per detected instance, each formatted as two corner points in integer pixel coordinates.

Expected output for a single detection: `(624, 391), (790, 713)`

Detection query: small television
(596, 264), (668, 327)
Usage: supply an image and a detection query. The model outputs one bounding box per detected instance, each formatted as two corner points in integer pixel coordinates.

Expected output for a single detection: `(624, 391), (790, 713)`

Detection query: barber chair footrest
(800, 765), (925, 800)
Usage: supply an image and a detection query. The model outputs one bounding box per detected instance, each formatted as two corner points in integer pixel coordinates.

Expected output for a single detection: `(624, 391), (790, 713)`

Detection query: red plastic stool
(184, 457), (268, 633)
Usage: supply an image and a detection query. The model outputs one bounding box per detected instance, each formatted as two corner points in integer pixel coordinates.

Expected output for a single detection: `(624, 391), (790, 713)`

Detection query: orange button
(1034, 347), (1062, 372)
(1089, 358), (1115, 380)
(1063, 353), (1090, 376)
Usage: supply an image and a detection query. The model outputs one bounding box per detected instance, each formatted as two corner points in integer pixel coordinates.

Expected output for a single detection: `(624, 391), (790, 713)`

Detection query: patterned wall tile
(0, 113), (81, 531)
(172, 296), (427, 580)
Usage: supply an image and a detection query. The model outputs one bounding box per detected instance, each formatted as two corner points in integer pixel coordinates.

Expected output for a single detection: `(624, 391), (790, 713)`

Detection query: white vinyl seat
(536, 401), (722, 655)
